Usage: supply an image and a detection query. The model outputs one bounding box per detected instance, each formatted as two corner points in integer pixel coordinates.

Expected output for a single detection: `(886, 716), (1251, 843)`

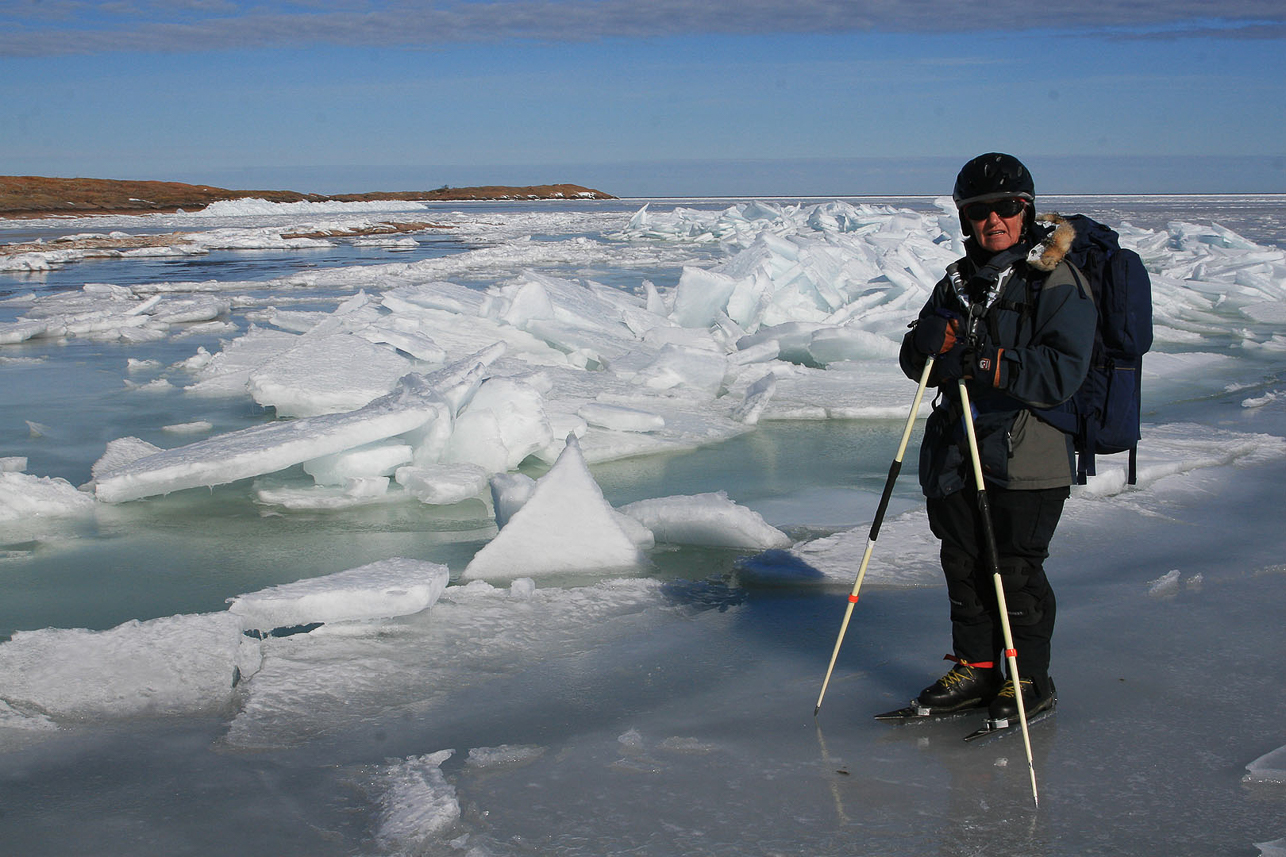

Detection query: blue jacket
(900, 216), (1097, 497)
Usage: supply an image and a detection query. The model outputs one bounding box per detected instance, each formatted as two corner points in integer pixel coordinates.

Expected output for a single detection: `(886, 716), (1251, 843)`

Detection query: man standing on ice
(897, 153), (1095, 726)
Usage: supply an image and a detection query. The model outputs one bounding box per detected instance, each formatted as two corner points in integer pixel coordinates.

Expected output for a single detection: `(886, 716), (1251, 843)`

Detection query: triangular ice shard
(463, 435), (643, 579)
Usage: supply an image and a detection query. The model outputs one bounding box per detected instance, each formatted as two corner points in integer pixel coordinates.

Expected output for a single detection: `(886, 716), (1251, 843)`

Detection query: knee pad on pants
(999, 560), (1047, 627)
(942, 548), (986, 623)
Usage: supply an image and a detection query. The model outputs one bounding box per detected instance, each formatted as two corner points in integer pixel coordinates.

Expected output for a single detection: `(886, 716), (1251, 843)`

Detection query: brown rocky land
(0, 176), (615, 217)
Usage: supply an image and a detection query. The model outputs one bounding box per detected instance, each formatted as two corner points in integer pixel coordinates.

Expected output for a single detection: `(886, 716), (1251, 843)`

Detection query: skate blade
(875, 701), (985, 723)
(963, 704), (1056, 743)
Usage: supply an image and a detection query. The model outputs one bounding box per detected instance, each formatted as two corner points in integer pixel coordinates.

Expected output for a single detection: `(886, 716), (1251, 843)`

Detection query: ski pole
(814, 356), (935, 716)
(956, 379), (1040, 808)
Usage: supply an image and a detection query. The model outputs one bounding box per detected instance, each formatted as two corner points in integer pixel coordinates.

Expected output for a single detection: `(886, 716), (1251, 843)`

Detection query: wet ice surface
(1, 195), (1285, 855)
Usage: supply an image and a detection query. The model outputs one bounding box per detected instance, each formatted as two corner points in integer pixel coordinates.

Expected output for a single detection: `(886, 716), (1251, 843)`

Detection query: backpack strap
(1128, 354), (1143, 485)
(1077, 424), (1095, 484)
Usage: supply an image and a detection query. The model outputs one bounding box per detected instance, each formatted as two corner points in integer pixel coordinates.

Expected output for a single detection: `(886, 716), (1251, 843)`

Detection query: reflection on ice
(222, 576), (670, 751)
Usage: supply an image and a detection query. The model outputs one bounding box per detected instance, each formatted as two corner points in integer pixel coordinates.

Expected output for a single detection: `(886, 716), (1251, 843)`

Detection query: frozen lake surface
(2, 194), (1285, 856)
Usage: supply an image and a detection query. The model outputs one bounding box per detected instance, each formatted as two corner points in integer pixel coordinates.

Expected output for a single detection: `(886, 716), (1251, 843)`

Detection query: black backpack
(1035, 215), (1154, 484)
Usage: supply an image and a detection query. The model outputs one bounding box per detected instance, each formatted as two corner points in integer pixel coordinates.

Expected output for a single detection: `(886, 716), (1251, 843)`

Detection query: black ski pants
(925, 485), (1069, 678)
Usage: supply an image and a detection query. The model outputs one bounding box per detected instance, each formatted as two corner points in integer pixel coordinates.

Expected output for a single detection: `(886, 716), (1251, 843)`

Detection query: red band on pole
(1005, 648), (1017, 658)
(848, 594), (859, 603)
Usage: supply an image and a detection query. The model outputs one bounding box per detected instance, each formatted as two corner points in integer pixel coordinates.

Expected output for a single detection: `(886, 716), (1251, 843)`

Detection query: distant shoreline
(0, 176), (616, 218)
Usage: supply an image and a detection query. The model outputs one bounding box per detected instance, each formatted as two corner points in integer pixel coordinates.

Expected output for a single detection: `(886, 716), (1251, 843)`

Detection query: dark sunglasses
(963, 198), (1027, 221)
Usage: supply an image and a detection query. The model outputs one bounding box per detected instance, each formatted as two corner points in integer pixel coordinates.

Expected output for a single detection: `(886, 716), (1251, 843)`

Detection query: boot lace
(938, 665), (977, 689)
(996, 677), (1033, 699)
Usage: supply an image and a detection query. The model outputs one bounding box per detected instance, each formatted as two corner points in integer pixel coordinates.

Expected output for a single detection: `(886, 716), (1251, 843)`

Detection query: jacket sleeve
(988, 261), (1096, 408)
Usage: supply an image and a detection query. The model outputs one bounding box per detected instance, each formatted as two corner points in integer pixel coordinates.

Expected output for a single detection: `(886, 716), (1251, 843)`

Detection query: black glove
(912, 308), (962, 356)
(931, 341), (971, 383)
(933, 343), (1005, 387)
(970, 344), (1005, 388)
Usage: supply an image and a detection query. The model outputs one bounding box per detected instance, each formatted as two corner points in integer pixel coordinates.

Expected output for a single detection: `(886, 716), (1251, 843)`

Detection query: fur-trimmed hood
(1026, 213), (1076, 272)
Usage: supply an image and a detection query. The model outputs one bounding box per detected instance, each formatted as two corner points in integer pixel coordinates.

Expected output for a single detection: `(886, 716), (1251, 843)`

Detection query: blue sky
(2, 1), (1284, 196)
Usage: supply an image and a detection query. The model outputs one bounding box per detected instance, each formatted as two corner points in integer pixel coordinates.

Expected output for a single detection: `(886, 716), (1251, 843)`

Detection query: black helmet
(953, 152), (1036, 243)
(953, 152), (1035, 206)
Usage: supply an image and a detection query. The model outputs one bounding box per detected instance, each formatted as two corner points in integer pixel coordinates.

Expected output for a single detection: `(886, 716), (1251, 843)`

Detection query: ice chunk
(731, 372), (776, 425)
(789, 505), (942, 587)
(227, 557), (449, 630)
(94, 373), (448, 502)
(223, 576), (665, 749)
(123, 377), (175, 393)
(442, 377), (552, 473)
(303, 441), (415, 486)
(465, 744), (547, 769)
(618, 491), (790, 550)
(671, 267), (740, 328)
(0, 472), (96, 522)
(357, 322), (446, 363)
(1, 456), (28, 472)
(381, 281), (487, 316)
(577, 402), (665, 432)
(0, 699), (57, 732)
(91, 437), (165, 481)
(197, 197), (428, 216)
(161, 420), (213, 434)
(1242, 300), (1286, 324)
(0, 612), (253, 719)
(632, 344), (727, 396)
(1245, 745), (1286, 784)
(658, 736), (716, 754)
(417, 342), (505, 417)
(394, 463), (488, 504)
(737, 322), (828, 365)
(613, 507), (656, 550)
(0, 319), (49, 344)
(496, 271), (641, 340)
(149, 295), (230, 325)
(1147, 569), (1182, 597)
(254, 477), (393, 509)
(806, 325), (900, 364)
(245, 307), (328, 334)
(1080, 423), (1286, 498)
(1242, 389), (1282, 409)
(248, 332), (412, 417)
(730, 360), (932, 421)
(374, 750), (460, 851)
(729, 337), (781, 366)
(463, 434), (643, 578)
(6, 283), (164, 343)
(489, 472), (536, 529)
(183, 326), (300, 398)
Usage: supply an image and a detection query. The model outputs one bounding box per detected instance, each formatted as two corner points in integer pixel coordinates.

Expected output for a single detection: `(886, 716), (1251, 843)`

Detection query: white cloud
(0, 0), (1282, 56)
